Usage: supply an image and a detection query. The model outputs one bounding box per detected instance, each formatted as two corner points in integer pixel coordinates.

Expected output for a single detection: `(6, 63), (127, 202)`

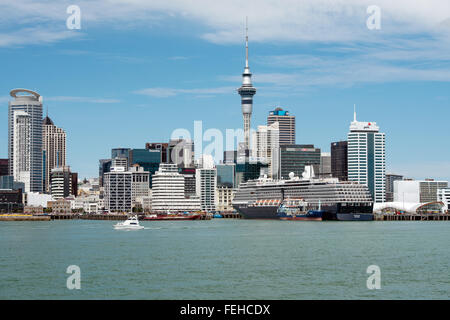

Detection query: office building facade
(50, 166), (72, 200)
(267, 107), (295, 145)
(0, 159), (8, 176)
(331, 141), (348, 181)
(348, 112), (386, 203)
(8, 89), (43, 193)
(145, 142), (168, 163)
(272, 144), (321, 180)
(129, 148), (161, 187)
(253, 122), (279, 178)
(42, 116), (66, 193)
(386, 173), (403, 202)
(196, 167), (217, 213)
(104, 167), (132, 213)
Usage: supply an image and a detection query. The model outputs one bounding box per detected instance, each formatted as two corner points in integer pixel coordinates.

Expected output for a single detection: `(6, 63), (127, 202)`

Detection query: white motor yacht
(113, 215), (144, 230)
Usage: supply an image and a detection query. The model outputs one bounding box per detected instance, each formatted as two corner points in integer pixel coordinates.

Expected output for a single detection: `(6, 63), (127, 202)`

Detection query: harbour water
(0, 220), (448, 299)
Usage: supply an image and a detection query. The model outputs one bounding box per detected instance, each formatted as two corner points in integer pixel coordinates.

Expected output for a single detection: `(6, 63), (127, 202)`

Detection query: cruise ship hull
(234, 205), (373, 221)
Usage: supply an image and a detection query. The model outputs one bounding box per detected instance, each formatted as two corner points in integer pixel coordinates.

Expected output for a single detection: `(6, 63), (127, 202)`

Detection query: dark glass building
(331, 141), (348, 181)
(99, 159), (112, 187)
(111, 148), (131, 161)
(0, 189), (23, 213)
(180, 167), (196, 196)
(216, 164), (236, 188)
(385, 173), (403, 202)
(129, 149), (161, 187)
(274, 144), (321, 179)
(236, 161), (268, 186)
(0, 159), (8, 176)
(145, 143), (168, 163)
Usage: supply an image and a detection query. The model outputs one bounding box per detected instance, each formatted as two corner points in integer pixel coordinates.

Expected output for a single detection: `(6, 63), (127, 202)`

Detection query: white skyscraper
(252, 122), (279, 178)
(347, 108), (386, 203)
(9, 89), (43, 193)
(196, 155), (217, 212)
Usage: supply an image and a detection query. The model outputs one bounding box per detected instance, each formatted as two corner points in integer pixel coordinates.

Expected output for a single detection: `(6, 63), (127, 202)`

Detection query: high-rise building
(386, 173), (403, 202)
(112, 157), (128, 168)
(8, 89), (43, 193)
(237, 21), (256, 150)
(71, 172), (78, 197)
(151, 164), (200, 213)
(50, 166), (72, 199)
(129, 165), (150, 208)
(347, 110), (386, 203)
(331, 141), (348, 181)
(42, 115), (66, 193)
(272, 144), (321, 180)
(145, 142), (168, 163)
(104, 167), (132, 213)
(252, 122), (279, 178)
(129, 149), (161, 187)
(196, 161), (217, 213)
(319, 152), (331, 178)
(0, 159), (8, 176)
(168, 139), (194, 168)
(267, 108), (295, 145)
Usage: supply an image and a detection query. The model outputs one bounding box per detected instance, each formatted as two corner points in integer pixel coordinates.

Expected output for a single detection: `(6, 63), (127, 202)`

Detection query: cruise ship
(232, 166), (374, 221)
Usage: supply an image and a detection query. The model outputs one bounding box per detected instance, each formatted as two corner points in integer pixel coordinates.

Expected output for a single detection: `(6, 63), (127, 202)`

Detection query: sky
(0, 0), (449, 181)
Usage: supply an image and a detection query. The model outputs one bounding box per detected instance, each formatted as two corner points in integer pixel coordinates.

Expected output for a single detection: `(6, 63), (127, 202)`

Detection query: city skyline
(1, 1), (449, 181)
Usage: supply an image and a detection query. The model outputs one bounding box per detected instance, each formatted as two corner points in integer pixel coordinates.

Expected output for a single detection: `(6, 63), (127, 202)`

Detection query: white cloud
(1, 0), (450, 45)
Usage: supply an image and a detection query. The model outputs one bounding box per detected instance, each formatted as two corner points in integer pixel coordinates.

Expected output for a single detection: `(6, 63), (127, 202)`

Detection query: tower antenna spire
(353, 104), (357, 122)
(245, 16), (249, 68)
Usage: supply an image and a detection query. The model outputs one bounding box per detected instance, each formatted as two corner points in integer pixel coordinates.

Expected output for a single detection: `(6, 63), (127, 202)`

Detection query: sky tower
(237, 18), (256, 150)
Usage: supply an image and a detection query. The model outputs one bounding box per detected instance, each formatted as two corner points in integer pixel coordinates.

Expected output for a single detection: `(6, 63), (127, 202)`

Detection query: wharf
(374, 214), (449, 221)
(0, 214), (51, 221)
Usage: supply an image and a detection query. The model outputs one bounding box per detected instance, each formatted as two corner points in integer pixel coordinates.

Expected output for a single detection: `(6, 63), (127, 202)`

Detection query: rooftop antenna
(353, 104), (357, 122)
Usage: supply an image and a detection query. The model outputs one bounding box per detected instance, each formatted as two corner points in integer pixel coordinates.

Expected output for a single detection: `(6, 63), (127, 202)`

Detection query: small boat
(277, 198), (323, 221)
(113, 215), (144, 230)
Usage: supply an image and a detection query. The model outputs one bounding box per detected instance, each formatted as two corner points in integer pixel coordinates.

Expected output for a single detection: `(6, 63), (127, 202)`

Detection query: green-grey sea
(0, 219), (448, 299)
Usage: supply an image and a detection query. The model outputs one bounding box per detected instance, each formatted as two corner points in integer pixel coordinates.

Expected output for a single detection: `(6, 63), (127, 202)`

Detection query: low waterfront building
(47, 198), (72, 214)
(0, 189), (23, 213)
(25, 192), (53, 208)
(373, 202), (445, 215)
(215, 186), (235, 212)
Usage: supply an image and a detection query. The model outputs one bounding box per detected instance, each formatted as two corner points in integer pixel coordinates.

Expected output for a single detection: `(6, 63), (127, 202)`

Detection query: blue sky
(1, 0), (449, 180)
